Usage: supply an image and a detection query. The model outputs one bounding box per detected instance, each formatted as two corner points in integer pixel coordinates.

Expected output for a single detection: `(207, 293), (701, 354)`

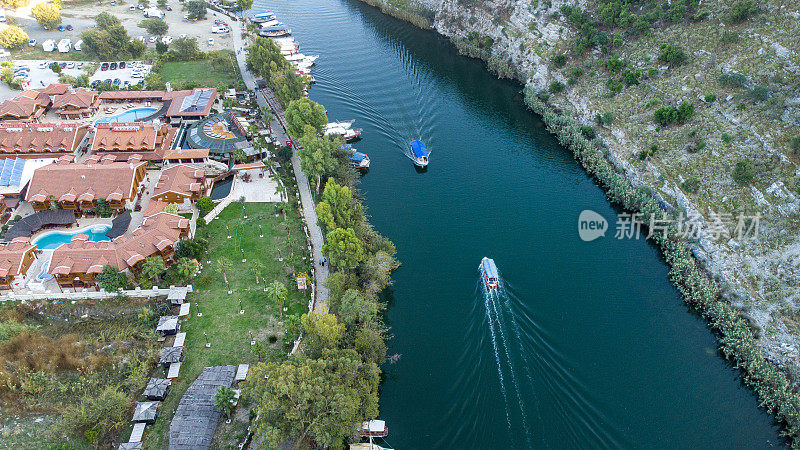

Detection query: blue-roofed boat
(349, 150), (370, 170)
(251, 11), (276, 22)
(480, 257), (499, 290)
(411, 139), (428, 167)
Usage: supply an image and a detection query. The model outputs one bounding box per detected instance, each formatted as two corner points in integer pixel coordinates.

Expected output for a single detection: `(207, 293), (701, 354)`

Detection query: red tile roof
(152, 164), (204, 199)
(0, 122), (87, 154)
(25, 154), (145, 204)
(91, 122), (159, 152)
(49, 212), (190, 275)
(35, 83), (70, 96)
(163, 147), (209, 160)
(0, 237), (36, 278)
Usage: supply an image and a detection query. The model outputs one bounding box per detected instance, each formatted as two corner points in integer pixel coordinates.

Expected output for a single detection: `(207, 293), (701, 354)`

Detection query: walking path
(231, 20), (329, 310)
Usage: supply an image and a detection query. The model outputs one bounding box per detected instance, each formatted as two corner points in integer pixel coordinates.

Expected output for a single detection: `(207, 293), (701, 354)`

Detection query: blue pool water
(94, 107), (158, 124)
(33, 225), (112, 250)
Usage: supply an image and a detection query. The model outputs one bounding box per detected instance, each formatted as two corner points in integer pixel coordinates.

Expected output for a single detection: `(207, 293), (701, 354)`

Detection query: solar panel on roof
(9, 158), (25, 186)
(0, 158), (14, 186)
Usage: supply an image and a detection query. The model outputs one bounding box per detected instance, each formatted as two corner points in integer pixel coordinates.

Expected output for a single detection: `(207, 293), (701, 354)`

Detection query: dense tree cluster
(653, 102), (695, 126)
(247, 37), (308, 105)
(32, 2), (61, 30)
(0, 26), (28, 50)
(82, 13), (144, 60)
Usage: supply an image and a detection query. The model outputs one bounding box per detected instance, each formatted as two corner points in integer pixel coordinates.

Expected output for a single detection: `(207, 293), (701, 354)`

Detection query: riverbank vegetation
(0, 297), (163, 448)
(243, 56), (398, 448)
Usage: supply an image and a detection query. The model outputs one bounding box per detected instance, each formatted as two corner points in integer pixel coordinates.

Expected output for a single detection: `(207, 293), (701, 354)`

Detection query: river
(250, 0), (782, 447)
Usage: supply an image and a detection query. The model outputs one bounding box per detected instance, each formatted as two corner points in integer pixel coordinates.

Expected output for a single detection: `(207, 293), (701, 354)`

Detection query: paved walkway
(231, 20), (329, 310)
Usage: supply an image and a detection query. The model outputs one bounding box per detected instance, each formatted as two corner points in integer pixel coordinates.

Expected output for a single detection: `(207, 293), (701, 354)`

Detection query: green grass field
(141, 201), (311, 449)
(157, 54), (246, 91)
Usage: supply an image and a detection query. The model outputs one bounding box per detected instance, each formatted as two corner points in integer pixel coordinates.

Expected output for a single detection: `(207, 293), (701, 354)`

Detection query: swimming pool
(94, 107), (158, 124)
(33, 225), (112, 250)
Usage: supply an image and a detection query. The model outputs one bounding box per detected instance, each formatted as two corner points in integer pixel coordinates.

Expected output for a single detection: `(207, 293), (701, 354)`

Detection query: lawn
(141, 200), (311, 449)
(157, 52), (246, 91)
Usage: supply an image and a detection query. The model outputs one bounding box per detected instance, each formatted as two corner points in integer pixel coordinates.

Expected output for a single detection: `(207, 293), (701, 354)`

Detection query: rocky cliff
(374, 0), (800, 375)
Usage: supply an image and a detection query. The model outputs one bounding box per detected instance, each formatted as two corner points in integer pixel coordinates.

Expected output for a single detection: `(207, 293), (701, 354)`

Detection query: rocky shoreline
(353, 0), (800, 441)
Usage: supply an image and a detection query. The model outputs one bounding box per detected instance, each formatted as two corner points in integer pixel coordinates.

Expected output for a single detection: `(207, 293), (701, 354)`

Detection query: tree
(336, 289), (377, 326)
(141, 256), (166, 285)
(726, 0), (757, 24)
(143, 72), (165, 89)
(732, 159), (755, 185)
(246, 37), (288, 80)
(0, 26), (28, 50)
(155, 40), (168, 54)
(157, 0), (166, 7)
(284, 97), (327, 137)
(49, 61), (61, 73)
(139, 17), (169, 35)
(164, 203), (179, 214)
(301, 312), (344, 351)
(197, 196), (215, 215)
(175, 257), (196, 283)
(214, 386), (236, 419)
(231, 148), (247, 163)
(244, 348), (379, 449)
(216, 257), (232, 284)
(95, 12), (120, 30)
(81, 24), (139, 60)
(323, 227), (365, 271)
(658, 44), (686, 66)
(315, 179), (362, 232)
(32, 3), (61, 30)
(175, 237), (208, 260)
(96, 265), (131, 291)
(265, 280), (288, 317)
(236, 0), (253, 9)
(252, 260), (265, 285)
(186, 0), (207, 20)
(172, 36), (199, 56)
(297, 127), (339, 195)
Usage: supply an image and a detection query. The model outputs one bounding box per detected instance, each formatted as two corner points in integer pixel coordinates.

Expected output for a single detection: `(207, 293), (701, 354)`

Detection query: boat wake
(439, 270), (625, 448)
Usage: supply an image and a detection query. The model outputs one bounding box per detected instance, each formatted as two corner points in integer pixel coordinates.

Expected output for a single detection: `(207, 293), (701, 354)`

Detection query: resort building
(0, 237), (37, 288)
(48, 211), (190, 289)
(90, 121), (177, 160)
(164, 88), (218, 121)
(0, 122), (88, 156)
(25, 154), (147, 214)
(162, 147), (209, 165)
(35, 83), (70, 97)
(0, 90), (51, 122)
(98, 90), (168, 104)
(151, 164), (205, 203)
(184, 112), (249, 157)
(51, 88), (100, 119)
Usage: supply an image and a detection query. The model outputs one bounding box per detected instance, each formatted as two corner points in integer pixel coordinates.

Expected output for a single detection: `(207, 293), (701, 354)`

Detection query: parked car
(57, 25), (65, 31)
(66, 62), (75, 69)
(119, 61), (126, 69)
(179, 33), (187, 38)
(38, 61), (47, 69)
(112, 78), (121, 86)
(100, 62), (109, 71)
(110, 0), (116, 5)
(148, 36), (156, 43)
(207, 38), (214, 46)
(90, 80), (100, 88)
(136, 36), (145, 42)
(161, 35), (173, 45)
(138, 4), (144, 9)
(65, 24), (73, 31)
(129, 4), (136, 10)
(166, 5), (172, 10)
(109, 62), (117, 70)
(58, 62), (66, 68)
(104, 78), (112, 84)
(77, 62), (84, 68)
(28, 39), (36, 47)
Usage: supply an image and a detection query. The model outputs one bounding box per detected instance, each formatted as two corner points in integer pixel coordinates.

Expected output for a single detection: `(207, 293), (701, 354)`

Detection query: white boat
(251, 11), (276, 22)
(324, 121), (362, 142)
(258, 19), (281, 28)
(479, 257), (499, 290)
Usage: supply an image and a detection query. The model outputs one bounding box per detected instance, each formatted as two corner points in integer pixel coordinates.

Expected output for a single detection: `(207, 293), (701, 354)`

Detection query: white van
(0, 11), (6, 22)
(57, 38), (72, 53)
(143, 7), (164, 18)
(211, 26), (229, 34)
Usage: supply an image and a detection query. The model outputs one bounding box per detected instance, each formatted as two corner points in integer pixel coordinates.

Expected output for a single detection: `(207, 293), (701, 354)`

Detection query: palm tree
(175, 257), (195, 284)
(216, 257), (233, 284)
(265, 280), (288, 317)
(214, 386), (236, 420)
(141, 256), (166, 285)
(252, 260), (265, 285)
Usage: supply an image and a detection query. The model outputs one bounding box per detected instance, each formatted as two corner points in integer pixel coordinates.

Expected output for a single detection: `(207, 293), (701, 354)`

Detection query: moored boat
(259, 26), (291, 37)
(251, 11), (275, 22)
(360, 420), (388, 438)
(349, 149), (370, 169)
(480, 257), (499, 290)
(410, 139), (428, 167)
(325, 121), (362, 142)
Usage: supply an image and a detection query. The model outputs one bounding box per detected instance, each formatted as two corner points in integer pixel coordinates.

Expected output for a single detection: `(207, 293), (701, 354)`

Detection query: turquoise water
(255, 0), (783, 447)
(94, 107), (158, 124)
(33, 225), (112, 250)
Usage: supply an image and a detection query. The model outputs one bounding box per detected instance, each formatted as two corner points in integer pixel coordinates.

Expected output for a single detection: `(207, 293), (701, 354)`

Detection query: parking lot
(6, 0), (236, 56)
(7, 59), (92, 89)
(89, 61), (153, 89)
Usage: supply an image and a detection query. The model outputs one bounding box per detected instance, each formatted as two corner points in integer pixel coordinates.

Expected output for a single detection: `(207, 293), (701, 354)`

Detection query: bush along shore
(353, 0), (800, 444)
(243, 36), (400, 448)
